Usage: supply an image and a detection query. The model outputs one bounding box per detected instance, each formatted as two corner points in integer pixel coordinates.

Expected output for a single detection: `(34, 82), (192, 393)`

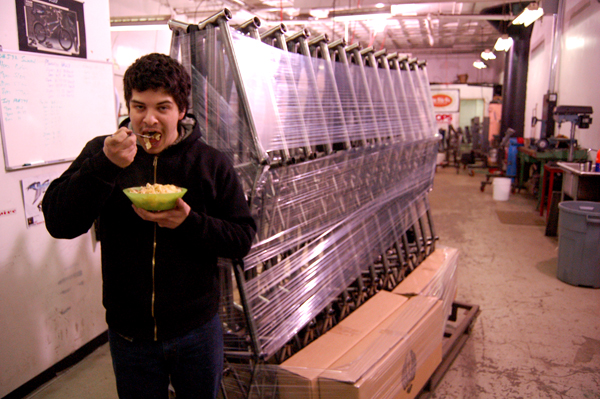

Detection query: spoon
(132, 131), (155, 139)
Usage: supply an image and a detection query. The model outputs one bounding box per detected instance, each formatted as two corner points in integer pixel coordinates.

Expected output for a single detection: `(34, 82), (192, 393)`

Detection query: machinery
(553, 105), (593, 161)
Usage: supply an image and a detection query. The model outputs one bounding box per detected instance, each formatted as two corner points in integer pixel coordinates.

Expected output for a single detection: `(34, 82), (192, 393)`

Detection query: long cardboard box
(279, 291), (409, 399)
(318, 296), (443, 399)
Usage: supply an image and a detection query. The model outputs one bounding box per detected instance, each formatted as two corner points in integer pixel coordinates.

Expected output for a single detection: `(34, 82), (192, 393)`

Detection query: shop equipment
(553, 105), (593, 162)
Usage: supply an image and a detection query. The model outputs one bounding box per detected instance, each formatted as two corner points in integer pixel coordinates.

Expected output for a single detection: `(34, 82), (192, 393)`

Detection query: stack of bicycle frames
(168, 10), (441, 397)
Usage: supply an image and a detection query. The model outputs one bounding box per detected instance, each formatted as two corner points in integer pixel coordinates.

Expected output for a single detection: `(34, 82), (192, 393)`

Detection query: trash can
(557, 201), (600, 288)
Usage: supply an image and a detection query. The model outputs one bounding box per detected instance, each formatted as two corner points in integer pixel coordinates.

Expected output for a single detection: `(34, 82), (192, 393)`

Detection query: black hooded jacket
(43, 116), (256, 341)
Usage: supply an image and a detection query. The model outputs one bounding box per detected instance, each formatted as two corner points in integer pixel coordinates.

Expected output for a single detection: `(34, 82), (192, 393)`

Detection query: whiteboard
(0, 50), (116, 170)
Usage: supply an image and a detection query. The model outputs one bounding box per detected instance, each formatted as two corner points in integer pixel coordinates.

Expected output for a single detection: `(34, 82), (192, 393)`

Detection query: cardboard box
(392, 246), (459, 322)
(392, 247), (458, 296)
(279, 291), (409, 399)
(318, 296), (444, 399)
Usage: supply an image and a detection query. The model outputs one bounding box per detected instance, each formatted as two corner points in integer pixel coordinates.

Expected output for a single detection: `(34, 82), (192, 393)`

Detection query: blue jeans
(108, 314), (223, 399)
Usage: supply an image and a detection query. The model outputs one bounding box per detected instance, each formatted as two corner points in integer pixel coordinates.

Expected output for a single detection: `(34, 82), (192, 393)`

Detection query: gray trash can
(557, 201), (600, 288)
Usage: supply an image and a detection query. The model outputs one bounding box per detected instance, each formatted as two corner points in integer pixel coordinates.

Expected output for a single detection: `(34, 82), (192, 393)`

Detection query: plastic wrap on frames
(173, 28), (438, 166)
(169, 10), (442, 370)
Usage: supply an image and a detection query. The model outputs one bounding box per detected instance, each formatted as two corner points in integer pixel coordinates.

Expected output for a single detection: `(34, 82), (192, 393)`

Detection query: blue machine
(506, 138), (523, 178)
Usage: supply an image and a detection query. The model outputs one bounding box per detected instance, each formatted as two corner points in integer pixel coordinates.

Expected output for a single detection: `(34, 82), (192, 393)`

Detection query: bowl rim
(123, 186), (187, 195)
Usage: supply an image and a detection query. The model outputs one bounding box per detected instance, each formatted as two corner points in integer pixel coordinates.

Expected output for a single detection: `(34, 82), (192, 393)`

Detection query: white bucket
(493, 177), (512, 201)
(436, 152), (445, 165)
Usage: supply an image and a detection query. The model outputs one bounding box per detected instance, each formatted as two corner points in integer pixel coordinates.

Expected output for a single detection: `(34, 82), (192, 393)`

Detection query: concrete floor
(24, 166), (600, 399)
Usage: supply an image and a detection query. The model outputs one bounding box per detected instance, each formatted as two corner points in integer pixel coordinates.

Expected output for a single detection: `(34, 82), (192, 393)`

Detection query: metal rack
(167, 10), (443, 398)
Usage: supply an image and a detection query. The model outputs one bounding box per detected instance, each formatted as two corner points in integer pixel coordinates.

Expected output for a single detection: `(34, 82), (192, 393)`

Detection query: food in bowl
(123, 183), (187, 211)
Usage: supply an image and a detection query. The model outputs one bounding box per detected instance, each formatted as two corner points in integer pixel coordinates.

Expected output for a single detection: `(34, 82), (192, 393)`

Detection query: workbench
(517, 147), (588, 209)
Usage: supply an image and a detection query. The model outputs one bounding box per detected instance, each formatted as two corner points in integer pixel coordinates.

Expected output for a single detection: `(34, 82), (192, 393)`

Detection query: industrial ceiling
(112, 0), (530, 56)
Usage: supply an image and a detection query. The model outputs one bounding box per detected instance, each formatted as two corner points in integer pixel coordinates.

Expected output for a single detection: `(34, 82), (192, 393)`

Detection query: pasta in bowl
(123, 183), (187, 211)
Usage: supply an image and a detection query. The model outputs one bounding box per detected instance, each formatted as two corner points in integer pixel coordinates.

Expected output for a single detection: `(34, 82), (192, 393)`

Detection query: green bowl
(123, 186), (187, 211)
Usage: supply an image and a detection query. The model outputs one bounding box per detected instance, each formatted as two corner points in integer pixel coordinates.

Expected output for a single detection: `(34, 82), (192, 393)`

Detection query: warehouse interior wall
(0, 2), (112, 397)
(419, 52), (505, 86)
(525, 0), (600, 158)
(459, 99), (486, 129)
(109, 0), (178, 118)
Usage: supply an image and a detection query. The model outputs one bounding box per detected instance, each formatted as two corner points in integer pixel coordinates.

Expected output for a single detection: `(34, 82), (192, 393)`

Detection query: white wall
(431, 84), (494, 131)
(112, 29), (174, 117)
(525, 0), (600, 160)
(109, 0), (184, 117)
(0, 2), (112, 397)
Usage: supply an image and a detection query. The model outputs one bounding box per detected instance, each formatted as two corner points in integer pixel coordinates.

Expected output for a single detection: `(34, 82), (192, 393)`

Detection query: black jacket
(43, 116), (256, 341)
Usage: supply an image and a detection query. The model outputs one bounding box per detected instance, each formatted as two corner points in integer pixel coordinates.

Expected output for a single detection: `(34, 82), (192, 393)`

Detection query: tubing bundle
(168, 10), (440, 366)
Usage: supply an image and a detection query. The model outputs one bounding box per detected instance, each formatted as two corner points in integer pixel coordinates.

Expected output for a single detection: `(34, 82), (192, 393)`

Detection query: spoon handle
(133, 132), (153, 139)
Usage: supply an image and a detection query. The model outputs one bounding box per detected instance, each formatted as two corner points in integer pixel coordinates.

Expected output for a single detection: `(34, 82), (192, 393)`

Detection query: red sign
(432, 94), (453, 108)
(435, 114), (453, 123)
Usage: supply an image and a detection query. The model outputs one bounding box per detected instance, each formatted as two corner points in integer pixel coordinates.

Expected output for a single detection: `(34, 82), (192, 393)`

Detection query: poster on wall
(20, 173), (58, 227)
(15, 0), (87, 58)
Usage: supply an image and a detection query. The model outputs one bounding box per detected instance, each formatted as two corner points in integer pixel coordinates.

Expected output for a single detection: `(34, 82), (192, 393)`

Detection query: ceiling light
(375, 3), (385, 8)
(473, 61), (487, 69)
(494, 34), (513, 52)
(481, 49), (496, 60)
(309, 9), (329, 19)
(512, 2), (544, 27)
(373, 21), (386, 34)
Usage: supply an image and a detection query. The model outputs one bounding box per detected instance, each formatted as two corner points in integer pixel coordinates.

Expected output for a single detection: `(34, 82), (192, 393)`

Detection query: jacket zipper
(152, 156), (158, 340)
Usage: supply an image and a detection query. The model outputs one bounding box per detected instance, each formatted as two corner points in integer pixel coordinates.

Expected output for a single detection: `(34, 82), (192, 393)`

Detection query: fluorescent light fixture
(512, 3), (544, 27)
(494, 34), (513, 52)
(332, 13), (392, 22)
(473, 60), (487, 69)
(111, 24), (170, 32)
(481, 49), (496, 60)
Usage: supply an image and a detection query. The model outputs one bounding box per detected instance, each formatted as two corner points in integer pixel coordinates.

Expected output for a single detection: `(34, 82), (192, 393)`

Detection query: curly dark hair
(123, 53), (191, 114)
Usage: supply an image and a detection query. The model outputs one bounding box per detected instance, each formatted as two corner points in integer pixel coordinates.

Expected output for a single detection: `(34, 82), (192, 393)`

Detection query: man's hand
(104, 127), (137, 168)
(132, 198), (191, 229)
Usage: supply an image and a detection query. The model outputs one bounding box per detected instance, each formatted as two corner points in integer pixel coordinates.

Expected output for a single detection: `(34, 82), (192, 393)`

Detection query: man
(43, 53), (256, 399)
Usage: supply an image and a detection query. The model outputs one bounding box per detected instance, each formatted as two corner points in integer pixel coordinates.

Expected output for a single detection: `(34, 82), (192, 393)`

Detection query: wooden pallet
(417, 301), (480, 399)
